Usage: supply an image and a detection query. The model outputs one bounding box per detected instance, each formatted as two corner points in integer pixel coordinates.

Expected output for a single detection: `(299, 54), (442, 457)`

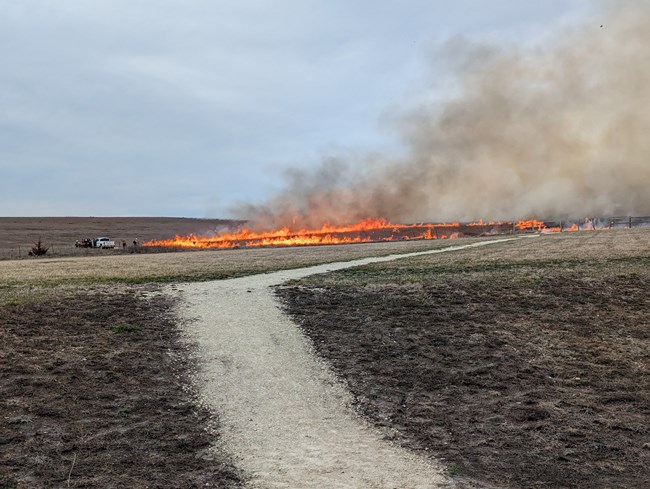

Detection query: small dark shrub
(29, 237), (49, 256)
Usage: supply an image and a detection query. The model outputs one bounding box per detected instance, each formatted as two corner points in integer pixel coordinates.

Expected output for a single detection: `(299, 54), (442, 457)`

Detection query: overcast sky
(0, 0), (592, 217)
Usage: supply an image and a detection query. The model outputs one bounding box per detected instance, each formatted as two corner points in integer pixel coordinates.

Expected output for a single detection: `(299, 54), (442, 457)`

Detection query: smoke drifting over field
(238, 1), (650, 231)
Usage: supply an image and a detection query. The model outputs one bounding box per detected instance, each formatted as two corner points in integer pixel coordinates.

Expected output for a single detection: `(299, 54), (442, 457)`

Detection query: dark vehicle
(75, 238), (93, 248)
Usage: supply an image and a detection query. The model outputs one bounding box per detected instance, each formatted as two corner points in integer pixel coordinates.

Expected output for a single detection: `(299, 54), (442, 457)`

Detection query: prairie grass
(0, 237), (489, 289)
(293, 229), (650, 286)
(277, 227), (650, 488)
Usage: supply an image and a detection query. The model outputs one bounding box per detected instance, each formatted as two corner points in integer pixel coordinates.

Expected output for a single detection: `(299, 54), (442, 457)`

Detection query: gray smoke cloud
(236, 1), (650, 231)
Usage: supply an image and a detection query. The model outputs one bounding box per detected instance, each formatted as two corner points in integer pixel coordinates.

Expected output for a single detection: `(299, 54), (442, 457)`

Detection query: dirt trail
(174, 238), (522, 488)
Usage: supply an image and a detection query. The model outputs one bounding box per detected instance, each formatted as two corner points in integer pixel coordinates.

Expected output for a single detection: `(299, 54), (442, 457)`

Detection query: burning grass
(141, 217), (578, 250)
(142, 218), (475, 249)
(277, 229), (650, 488)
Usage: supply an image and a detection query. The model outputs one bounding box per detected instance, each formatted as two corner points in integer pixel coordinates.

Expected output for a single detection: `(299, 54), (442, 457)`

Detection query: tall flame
(143, 217), (593, 250)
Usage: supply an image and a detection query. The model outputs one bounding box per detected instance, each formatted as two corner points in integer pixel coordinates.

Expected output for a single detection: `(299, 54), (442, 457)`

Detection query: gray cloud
(0, 0), (592, 217)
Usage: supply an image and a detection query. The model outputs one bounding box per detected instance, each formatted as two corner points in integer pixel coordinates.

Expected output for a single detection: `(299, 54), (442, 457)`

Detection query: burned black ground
(0, 287), (242, 488)
(277, 242), (650, 488)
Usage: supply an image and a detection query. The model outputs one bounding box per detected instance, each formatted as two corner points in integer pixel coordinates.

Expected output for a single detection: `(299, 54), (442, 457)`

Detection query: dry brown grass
(278, 227), (650, 488)
(0, 217), (241, 257)
(0, 237), (492, 290)
(296, 229), (650, 286)
(407, 228), (650, 266)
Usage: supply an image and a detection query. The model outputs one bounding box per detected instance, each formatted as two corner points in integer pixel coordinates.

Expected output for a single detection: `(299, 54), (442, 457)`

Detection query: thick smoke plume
(237, 1), (650, 231)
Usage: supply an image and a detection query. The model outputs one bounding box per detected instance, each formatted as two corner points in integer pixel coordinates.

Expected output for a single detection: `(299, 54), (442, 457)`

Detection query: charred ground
(0, 236), (462, 488)
(277, 230), (650, 488)
(0, 286), (242, 488)
(3, 228), (649, 488)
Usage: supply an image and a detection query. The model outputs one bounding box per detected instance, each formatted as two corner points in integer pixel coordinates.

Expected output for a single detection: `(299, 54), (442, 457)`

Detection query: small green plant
(116, 406), (132, 416)
(111, 322), (141, 333)
(448, 463), (463, 477)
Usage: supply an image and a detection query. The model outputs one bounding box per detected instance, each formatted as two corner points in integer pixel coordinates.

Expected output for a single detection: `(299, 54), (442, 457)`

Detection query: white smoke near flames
(236, 1), (650, 231)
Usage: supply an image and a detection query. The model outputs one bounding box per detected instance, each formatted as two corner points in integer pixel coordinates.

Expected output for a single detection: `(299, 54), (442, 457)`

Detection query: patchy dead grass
(293, 229), (650, 286)
(0, 237), (492, 291)
(5, 228), (647, 488)
(0, 285), (243, 488)
(278, 229), (650, 488)
(0, 233), (502, 487)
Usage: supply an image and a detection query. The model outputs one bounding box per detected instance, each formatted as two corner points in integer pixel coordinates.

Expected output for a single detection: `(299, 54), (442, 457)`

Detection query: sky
(0, 0), (593, 218)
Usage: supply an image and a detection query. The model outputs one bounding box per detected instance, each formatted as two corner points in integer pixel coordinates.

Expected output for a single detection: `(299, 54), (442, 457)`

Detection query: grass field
(0, 235), (482, 488)
(2, 229), (649, 488)
(0, 287), (243, 488)
(0, 217), (241, 259)
(277, 229), (650, 488)
(0, 237), (487, 305)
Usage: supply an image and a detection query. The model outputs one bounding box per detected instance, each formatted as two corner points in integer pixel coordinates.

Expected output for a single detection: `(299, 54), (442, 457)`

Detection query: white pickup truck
(76, 237), (116, 248)
(93, 237), (115, 249)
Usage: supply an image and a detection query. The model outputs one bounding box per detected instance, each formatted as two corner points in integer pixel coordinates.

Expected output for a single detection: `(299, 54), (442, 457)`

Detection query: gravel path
(174, 238), (520, 488)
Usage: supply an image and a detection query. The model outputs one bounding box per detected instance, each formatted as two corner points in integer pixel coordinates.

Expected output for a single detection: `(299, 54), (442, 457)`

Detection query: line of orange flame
(143, 217), (590, 250)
